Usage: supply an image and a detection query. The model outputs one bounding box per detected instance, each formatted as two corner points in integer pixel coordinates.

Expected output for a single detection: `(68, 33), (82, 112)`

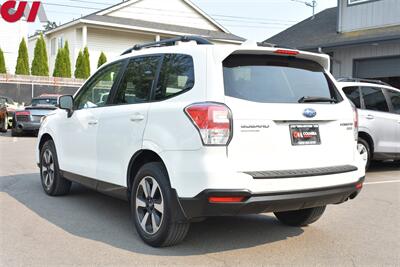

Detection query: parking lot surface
(0, 132), (399, 266)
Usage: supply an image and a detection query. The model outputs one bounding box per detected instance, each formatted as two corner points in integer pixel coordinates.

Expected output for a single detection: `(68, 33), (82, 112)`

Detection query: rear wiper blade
(298, 96), (338, 103)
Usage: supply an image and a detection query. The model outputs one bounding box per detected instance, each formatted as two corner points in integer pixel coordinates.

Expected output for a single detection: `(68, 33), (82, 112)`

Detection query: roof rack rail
(121, 35), (213, 55)
(337, 78), (391, 86)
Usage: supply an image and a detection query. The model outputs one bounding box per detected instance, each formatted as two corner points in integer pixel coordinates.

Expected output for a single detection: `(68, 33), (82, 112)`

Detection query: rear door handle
(366, 114), (375, 120)
(130, 113), (145, 122)
(88, 120), (98, 126)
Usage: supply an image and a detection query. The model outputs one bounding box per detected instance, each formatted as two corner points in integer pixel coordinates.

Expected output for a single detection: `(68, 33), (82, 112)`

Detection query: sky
(30, 0), (338, 41)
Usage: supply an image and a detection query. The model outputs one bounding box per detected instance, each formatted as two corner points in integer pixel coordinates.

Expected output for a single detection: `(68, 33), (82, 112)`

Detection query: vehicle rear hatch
(223, 53), (356, 171)
(25, 105), (57, 121)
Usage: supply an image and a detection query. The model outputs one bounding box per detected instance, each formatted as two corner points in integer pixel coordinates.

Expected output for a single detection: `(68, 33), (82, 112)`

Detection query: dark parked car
(12, 94), (60, 136)
(0, 98), (8, 132)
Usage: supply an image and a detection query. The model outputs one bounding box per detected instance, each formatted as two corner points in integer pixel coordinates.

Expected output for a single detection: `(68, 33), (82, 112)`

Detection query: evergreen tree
(97, 52), (107, 68)
(31, 34), (49, 76)
(74, 51), (84, 79)
(64, 41), (72, 78)
(15, 38), (29, 75)
(0, 48), (6, 74)
(82, 46), (90, 78)
(53, 48), (67, 77)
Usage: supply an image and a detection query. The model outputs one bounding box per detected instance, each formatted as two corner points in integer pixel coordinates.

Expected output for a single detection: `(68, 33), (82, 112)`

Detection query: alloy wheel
(41, 149), (55, 190)
(135, 176), (164, 235)
(357, 143), (368, 167)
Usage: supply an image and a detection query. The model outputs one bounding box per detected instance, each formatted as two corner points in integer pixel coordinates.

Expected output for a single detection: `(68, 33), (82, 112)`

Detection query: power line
(42, 0), (297, 23)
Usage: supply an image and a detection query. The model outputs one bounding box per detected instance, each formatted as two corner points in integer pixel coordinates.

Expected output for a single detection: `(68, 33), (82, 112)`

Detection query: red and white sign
(1, 1), (47, 23)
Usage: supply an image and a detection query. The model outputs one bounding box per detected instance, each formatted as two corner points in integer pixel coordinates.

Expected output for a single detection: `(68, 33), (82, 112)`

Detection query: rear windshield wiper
(298, 96), (338, 103)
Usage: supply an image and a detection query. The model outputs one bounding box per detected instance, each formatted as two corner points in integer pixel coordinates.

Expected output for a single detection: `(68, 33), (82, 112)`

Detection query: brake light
(16, 111), (30, 116)
(274, 49), (299, 56)
(208, 196), (245, 203)
(355, 183), (363, 190)
(352, 104), (358, 141)
(184, 102), (232, 146)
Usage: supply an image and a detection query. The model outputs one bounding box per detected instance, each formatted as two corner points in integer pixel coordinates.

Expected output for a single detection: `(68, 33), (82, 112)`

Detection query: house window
(58, 36), (64, 49)
(348, 0), (379, 5)
(51, 38), (56, 56)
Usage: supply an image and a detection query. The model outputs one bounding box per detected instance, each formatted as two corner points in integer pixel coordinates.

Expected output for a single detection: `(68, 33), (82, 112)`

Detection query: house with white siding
(28, 0), (245, 77)
(265, 0), (400, 88)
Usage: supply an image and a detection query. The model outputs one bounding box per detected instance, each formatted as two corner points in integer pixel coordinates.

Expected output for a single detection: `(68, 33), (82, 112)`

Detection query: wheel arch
(126, 149), (170, 193)
(358, 131), (374, 155)
(39, 133), (54, 152)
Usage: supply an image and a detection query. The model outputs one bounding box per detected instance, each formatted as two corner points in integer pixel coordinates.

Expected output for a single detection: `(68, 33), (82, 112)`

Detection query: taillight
(184, 102), (232, 146)
(352, 104), (358, 141)
(274, 49), (299, 56)
(16, 111), (30, 116)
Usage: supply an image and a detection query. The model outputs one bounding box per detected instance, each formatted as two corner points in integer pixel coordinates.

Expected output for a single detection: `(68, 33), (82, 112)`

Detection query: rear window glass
(155, 54), (194, 101)
(31, 98), (58, 106)
(361, 87), (389, 112)
(343, 86), (361, 108)
(223, 55), (342, 103)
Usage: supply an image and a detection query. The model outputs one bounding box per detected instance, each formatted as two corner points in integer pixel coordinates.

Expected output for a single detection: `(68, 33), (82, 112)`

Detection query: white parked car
(338, 79), (400, 169)
(36, 36), (365, 247)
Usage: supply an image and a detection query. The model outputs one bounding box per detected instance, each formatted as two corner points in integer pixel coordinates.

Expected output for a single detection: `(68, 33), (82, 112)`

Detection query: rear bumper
(14, 121), (41, 132)
(178, 177), (364, 220)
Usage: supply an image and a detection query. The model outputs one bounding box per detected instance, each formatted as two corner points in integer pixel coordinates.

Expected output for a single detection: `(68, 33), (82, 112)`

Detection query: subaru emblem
(303, 108), (317, 118)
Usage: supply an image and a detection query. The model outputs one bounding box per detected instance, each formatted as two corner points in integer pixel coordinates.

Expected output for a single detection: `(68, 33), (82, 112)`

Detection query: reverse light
(208, 196), (245, 203)
(184, 102), (232, 146)
(274, 49), (299, 56)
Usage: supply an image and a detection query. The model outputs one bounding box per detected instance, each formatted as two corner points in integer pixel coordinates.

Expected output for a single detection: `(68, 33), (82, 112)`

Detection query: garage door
(353, 56), (400, 78)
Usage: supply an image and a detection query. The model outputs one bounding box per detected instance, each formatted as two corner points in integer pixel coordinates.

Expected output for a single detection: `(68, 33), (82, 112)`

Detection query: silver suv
(339, 79), (400, 169)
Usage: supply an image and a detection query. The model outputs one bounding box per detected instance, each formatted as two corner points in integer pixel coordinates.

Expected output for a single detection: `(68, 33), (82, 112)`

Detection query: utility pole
(290, 0), (317, 18)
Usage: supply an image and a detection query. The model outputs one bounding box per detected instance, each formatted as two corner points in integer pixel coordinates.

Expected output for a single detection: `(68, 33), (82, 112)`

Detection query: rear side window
(361, 87), (389, 112)
(386, 89), (400, 114)
(154, 54), (194, 101)
(223, 55), (342, 103)
(343, 86), (361, 108)
(114, 56), (160, 105)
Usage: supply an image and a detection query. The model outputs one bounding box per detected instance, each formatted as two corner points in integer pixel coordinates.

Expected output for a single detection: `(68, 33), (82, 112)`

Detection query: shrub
(15, 38), (29, 75)
(97, 52), (107, 68)
(31, 34), (49, 76)
(82, 47), (90, 78)
(64, 41), (72, 78)
(0, 48), (6, 74)
(74, 51), (84, 79)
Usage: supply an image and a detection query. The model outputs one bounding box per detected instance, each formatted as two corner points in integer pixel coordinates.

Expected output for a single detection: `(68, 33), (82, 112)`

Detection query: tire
(40, 140), (72, 196)
(0, 115), (7, 132)
(11, 128), (21, 137)
(131, 162), (190, 247)
(274, 206), (326, 227)
(357, 137), (371, 170)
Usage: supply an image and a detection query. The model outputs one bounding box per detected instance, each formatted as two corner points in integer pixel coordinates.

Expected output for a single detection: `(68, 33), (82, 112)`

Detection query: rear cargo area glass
(223, 54), (341, 103)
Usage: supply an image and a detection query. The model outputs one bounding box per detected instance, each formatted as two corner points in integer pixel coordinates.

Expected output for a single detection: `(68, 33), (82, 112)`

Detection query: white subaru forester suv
(37, 36), (365, 247)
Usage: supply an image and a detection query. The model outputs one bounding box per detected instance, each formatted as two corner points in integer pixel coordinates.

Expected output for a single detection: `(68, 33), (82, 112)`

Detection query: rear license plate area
(290, 124), (321, 145)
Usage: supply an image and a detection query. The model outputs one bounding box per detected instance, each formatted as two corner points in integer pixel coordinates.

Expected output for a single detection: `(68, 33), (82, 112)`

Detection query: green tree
(64, 41), (72, 78)
(74, 50), (84, 79)
(82, 46), (90, 78)
(53, 48), (68, 77)
(97, 52), (107, 68)
(15, 38), (29, 75)
(0, 48), (6, 74)
(31, 34), (49, 76)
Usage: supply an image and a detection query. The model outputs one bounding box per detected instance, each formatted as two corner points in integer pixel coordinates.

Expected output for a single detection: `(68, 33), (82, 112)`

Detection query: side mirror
(59, 95), (74, 117)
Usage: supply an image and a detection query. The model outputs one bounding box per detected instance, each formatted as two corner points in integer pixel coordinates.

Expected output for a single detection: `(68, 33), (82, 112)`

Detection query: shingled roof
(83, 14), (245, 42)
(265, 7), (400, 50)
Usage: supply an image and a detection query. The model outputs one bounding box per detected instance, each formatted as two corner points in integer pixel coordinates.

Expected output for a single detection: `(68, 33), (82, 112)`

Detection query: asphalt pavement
(0, 131), (399, 266)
